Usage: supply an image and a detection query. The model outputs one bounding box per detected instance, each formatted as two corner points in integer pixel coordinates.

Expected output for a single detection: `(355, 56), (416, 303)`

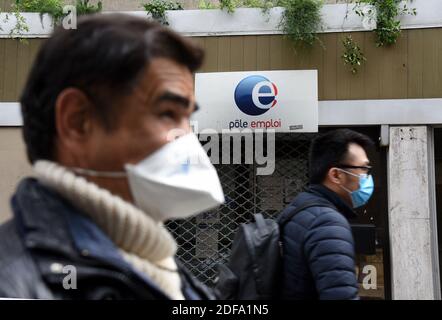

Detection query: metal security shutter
(166, 133), (315, 286)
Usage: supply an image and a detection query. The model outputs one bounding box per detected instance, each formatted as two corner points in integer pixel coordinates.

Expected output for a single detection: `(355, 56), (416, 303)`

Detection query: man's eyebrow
(155, 91), (199, 112)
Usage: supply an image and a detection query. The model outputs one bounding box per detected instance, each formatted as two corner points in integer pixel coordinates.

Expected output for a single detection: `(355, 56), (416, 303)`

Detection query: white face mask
(125, 133), (225, 222)
(70, 133), (225, 222)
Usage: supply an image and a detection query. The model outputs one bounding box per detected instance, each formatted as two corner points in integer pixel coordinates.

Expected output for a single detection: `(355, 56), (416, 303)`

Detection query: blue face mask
(338, 169), (374, 208)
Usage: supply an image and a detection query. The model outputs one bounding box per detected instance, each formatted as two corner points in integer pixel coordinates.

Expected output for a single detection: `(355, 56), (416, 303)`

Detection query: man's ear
(327, 167), (342, 185)
(55, 88), (94, 149)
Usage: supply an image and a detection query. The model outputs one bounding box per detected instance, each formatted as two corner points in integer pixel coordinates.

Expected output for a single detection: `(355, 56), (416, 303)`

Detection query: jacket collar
(307, 184), (357, 219)
(12, 178), (78, 257)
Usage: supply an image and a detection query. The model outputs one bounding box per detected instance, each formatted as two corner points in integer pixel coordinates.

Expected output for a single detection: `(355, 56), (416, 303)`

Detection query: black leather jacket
(0, 178), (215, 300)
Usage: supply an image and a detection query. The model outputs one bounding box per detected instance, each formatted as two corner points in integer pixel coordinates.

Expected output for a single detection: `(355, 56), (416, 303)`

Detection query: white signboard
(194, 70), (318, 133)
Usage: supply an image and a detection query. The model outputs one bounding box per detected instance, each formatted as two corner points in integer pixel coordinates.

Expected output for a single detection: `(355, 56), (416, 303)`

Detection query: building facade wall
(1, 28), (442, 221)
(1, 29), (442, 102)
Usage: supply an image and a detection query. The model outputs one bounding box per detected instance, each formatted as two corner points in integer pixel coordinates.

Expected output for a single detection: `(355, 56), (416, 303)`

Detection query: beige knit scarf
(33, 160), (185, 300)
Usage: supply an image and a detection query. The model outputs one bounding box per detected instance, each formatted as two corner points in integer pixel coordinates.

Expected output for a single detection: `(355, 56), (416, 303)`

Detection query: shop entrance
(167, 127), (390, 299)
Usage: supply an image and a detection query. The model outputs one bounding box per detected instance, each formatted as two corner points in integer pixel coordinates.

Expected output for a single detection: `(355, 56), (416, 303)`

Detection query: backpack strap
(253, 213), (269, 237)
(277, 200), (337, 229)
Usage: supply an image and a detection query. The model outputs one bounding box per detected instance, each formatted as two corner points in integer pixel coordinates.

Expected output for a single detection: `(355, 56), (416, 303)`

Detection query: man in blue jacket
(280, 129), (374, 300)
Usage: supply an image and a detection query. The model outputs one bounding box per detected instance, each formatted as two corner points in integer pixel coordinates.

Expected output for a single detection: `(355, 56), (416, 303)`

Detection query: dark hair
(308, 129), (374, 184)
(20, 13), (204, 163)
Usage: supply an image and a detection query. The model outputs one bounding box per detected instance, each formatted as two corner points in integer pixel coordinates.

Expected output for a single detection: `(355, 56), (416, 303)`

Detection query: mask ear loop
(335, 168), (357, 194)
(70, 167), (127, 178)
(336, 167), (370, 179)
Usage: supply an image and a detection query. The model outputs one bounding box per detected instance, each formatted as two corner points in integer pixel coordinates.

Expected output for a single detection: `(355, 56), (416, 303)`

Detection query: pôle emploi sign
(194, 70), (318, 133)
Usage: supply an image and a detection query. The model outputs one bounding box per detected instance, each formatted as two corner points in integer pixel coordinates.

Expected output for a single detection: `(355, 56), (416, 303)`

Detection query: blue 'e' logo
(234, 75), (278, 116)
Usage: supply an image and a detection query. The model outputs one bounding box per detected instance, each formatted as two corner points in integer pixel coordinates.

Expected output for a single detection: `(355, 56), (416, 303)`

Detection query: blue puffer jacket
(279, 184), (359, 300)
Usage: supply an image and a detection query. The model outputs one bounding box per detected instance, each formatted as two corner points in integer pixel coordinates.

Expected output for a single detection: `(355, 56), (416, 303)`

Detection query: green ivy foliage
(279, 0), (323, 47)
(75, 0), (103, 16)
(355, 0), (417, 47)
(143, 0), (183, 25)
(341, 35), (366, 74)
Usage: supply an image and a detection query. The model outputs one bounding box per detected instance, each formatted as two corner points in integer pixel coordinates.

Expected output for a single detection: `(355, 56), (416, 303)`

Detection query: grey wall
(0, 128), (32, 224)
